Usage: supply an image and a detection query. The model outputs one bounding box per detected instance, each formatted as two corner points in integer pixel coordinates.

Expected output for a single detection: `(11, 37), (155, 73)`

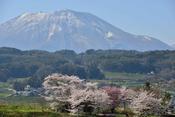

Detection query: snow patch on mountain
(105, 31), (113, 39)
(47, 26), (55, 41)
(143, 36), (152, 41)
(17, 12), (48, 23)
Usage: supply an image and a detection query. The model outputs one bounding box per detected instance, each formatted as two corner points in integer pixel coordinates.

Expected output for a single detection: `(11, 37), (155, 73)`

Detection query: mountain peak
(59, 9), (76, 12)
(53, 9), (77, 15)
(0, 10), (172, 52)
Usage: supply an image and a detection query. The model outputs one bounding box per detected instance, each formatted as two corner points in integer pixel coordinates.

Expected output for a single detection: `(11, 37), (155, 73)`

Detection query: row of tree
(42, 74), (169, 116)
(0, 47), (175, 87)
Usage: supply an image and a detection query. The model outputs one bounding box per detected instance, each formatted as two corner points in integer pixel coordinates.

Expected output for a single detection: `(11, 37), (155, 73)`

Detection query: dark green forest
(0, 47), (175, 88)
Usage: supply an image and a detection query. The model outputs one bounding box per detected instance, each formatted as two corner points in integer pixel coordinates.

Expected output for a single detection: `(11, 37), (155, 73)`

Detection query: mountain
(0, 9), (172, 52)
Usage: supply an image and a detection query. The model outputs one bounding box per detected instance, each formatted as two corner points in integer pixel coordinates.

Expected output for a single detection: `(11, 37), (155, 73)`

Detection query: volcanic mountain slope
(0, 9), (172, 52)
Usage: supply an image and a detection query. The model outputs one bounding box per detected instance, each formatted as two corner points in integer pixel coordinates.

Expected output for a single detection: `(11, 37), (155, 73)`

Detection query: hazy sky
(0, 0), (175, 44)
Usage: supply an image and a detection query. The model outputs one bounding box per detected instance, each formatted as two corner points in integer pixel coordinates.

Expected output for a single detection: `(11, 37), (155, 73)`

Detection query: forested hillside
(0, 47), (175, 87)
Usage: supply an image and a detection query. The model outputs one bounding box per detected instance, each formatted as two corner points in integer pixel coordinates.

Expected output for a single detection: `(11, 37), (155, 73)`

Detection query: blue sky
(0, 0), (175, 44)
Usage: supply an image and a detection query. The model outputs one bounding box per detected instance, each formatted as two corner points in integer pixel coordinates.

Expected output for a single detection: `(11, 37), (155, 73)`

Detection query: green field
(101, 72), (147, 87)
(105, 72), (146, 79)
(0, 96), (70, 116)
(0, 104), (71, 117)
(104, 72), (175, 95)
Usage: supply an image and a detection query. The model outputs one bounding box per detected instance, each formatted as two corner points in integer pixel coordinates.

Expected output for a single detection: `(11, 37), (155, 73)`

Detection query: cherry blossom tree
(103, 86), (121, 113)
(42, 73), (165, 116)
(42, 74), (84, 112)
(118, 87), (165, 116)
(119, 87), (164, 116)
(69, 88), (111, 114)
(42, 73), (111, 114)
(129, 91), (164, 116)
